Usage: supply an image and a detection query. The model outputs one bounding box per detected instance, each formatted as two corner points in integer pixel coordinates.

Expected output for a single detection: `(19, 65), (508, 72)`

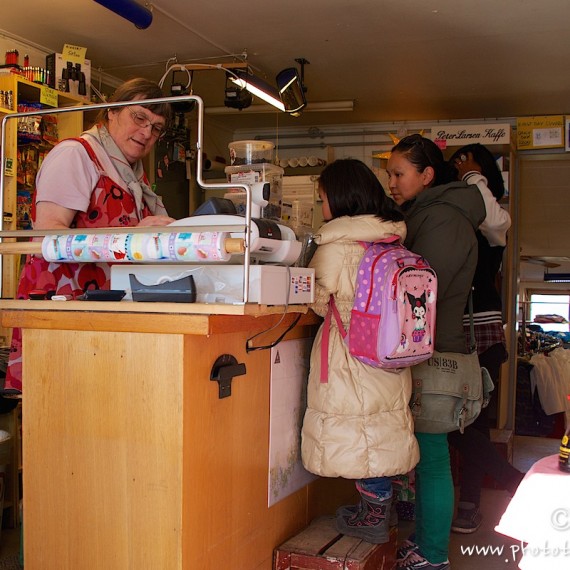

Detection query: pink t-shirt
(35, 140), (103, 212)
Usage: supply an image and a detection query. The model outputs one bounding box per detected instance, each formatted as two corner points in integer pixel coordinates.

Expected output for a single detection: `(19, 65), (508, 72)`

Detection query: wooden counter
(1, 304), (354, 570)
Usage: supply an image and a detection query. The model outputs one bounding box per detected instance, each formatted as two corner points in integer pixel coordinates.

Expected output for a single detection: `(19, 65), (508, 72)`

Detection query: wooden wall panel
(520, 155), (570, 258)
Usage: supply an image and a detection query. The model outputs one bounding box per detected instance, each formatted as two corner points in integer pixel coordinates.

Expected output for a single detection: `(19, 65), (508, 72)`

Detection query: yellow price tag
(40, 86), (59, 107)
(62, 44), (87, 65)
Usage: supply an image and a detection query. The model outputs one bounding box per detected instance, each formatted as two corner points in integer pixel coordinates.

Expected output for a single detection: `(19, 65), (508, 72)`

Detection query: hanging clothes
(529, 350), (570, 416)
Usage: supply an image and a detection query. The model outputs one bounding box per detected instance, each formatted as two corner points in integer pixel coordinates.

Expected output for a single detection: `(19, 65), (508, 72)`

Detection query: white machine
(110, 195), (314, 304)
(111, 264), (314, 305)
(169, 214), (302, 265)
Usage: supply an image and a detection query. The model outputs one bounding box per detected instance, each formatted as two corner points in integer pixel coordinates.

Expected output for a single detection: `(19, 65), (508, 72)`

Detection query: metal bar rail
(0, 93), (253, 303)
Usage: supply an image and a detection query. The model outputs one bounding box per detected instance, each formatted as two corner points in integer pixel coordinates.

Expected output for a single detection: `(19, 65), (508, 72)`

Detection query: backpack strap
(375, 234), (401, 245)
(320, 295), (347, 383)
(358, 235), (401, 250)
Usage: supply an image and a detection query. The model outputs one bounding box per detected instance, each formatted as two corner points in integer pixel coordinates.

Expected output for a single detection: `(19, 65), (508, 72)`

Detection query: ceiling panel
(2, 0), (570, 130)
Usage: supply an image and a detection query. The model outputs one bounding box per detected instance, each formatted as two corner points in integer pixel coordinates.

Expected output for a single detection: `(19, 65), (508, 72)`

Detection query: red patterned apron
(4, 138), (153, 393)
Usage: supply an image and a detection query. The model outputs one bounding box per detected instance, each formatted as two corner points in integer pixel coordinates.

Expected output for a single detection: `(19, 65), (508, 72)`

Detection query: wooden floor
(0, 435), (560, 569)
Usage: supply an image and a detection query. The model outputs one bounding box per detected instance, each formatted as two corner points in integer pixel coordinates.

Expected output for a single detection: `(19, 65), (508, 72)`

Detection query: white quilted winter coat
(301, 215), (420, 479)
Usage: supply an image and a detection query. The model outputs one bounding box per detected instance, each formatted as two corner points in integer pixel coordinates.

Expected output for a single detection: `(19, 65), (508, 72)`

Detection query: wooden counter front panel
(24, 329), (185, 570)
(22, 323), (321, 569)
(181, 330), (311, 569)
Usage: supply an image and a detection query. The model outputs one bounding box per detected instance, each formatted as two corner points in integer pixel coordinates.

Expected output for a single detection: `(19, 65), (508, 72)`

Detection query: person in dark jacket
(447, 144), (524, 534)
(387, 134), (485, 570)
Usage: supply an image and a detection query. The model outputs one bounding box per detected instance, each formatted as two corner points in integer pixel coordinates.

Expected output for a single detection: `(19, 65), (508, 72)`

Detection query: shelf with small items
(1, 73), (86, 303)
(282, 165), (325, 177)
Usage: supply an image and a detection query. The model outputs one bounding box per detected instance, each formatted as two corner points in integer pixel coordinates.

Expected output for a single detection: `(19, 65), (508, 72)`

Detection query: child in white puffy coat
(301, 158), (419, 544)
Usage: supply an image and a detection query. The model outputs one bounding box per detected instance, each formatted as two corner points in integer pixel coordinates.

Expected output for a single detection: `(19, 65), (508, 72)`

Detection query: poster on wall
(268, 337), (317, 507)
(516, 116), (564, 150)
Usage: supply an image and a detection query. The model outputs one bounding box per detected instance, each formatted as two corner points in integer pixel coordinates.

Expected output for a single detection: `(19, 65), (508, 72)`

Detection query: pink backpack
(321, 237), (437, 381)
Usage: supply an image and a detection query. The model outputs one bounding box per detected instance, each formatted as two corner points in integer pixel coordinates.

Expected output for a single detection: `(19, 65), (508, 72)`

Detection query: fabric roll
(41, 231), (232, 263)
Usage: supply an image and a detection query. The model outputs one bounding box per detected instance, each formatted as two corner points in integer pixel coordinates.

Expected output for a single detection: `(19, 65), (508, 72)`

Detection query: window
(529, 294), (570, 333)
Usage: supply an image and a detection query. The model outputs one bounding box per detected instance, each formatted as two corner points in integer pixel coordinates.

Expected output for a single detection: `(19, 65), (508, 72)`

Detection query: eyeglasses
(128, 110), (166, 137)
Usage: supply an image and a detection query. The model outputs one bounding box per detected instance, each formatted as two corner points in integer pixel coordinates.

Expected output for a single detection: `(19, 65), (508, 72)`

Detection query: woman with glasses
(386, 134), (486, 570)
(4, 78), (174, 395)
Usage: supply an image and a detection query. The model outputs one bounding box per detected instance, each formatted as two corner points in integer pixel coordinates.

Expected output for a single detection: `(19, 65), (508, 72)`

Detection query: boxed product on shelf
(225, 163), (284, 220)
(45, 53), (91, 100)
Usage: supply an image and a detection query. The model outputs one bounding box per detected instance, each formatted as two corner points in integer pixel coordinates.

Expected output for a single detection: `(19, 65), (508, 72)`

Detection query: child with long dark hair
(301, 158), (419, 544)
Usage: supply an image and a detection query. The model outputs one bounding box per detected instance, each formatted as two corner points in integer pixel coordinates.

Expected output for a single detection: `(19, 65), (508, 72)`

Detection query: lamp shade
(93, 0), (153, 29)
(229, 70), (285, 112)
(544, 273), (570, 283)
(276, 67), (307, 116)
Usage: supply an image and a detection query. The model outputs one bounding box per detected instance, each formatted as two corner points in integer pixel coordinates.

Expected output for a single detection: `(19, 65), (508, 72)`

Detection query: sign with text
(516, 116), (564, 150)
(40, 86), (58, 108)
(62, 44), (87, 65)
(429, 124), (511, 148)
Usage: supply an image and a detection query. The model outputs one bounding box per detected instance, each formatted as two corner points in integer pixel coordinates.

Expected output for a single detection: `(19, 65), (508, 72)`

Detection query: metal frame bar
(0, 94), (253, 302)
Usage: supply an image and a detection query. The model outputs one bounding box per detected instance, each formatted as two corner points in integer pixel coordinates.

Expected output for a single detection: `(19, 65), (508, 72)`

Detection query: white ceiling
(2, 0), (570, 131)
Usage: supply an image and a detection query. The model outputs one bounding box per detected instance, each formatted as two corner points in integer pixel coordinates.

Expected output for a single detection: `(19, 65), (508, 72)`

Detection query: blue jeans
(357, 476), (393, 501)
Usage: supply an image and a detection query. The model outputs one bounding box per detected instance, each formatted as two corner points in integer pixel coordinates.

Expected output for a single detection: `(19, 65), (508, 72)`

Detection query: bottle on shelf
(4, 49), (19, 66)
(559, 395), (570, 473)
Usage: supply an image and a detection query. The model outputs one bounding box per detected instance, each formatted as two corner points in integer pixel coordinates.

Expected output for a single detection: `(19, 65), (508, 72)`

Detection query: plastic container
(282, 199), (314, 228)
(228, 140), (274, 166)
(225, 163), (284, 220)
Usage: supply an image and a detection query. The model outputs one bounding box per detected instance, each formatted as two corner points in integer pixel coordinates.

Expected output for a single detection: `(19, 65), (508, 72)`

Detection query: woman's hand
(137, 215), (176, 227)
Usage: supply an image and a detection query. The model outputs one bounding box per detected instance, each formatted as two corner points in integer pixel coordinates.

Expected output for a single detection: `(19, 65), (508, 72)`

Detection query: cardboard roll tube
(0, 241), (42, 255)
(0, 235), (245, 260)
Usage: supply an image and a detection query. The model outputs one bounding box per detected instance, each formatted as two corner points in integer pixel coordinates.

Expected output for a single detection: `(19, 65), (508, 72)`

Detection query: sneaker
(396, 550), (450, 569)
(397, 538), (419, 560)
(451, 501), (482, 534)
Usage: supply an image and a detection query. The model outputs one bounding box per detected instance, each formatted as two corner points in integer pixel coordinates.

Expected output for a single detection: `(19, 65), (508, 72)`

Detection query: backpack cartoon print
(406, 290), (434, 346)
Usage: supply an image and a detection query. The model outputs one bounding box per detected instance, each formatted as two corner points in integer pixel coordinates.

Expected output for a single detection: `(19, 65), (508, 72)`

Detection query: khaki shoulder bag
(409, 293), (494, 434)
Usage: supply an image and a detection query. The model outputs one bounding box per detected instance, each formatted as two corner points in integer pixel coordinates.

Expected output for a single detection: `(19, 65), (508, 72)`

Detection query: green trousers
(415, 432), (454, 564)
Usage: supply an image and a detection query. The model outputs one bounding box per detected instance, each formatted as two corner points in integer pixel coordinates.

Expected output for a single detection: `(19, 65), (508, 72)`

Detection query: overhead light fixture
(93, 0), (153, 29)
(224, 76), (252, 110)
(276, 58), (308, 117)
(229, 70), (285, 112)
(205, 100), (353, 115)
(544, 272), (570, 283)
(169, 69), (196, 113)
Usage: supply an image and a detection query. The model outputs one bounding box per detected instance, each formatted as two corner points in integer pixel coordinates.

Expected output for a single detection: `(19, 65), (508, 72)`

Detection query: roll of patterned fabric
(40, 231), (243, 263)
